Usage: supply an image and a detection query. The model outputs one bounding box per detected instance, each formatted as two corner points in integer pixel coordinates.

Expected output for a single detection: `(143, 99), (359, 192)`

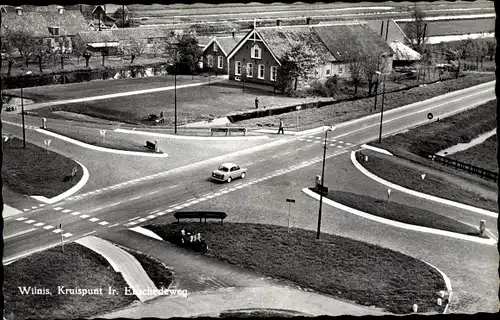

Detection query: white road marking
(169, 203), (180, 208)
(43, 225), (55, 230)
(39, 204), (46, 207)
(54, 207), (63, 211)
(52, 229), (62, 233)
(4, 228), (37, 239)
(147, 191), (160, 196)
(34, 222), (45, 227)
(23, 209), (29, 212)
(108, 223), (120, 228)
(99, 221), (109, 226)
(89, 217), (100, 222)
(31, 206), (38, 209)
(174, 206), (183, 210)
(79, 214), (90, 219)
(166, 208), (174, 213)
(337, 145), (343, 148)
(63, 233), (73, 238)
(71, 211), (81, 216)
(329, 144), (335, 146)
(25, 220), (36, 224)
(16, 217), (27, 221)
(156, 212), (166, 216)
(62, 209), (71, 213)
(129, 196), (141, 201)
(138, 218), (147, 222)
(185, 198), (196, 202)
(146, 215), (156, 219)
(128, 216), (140, 221)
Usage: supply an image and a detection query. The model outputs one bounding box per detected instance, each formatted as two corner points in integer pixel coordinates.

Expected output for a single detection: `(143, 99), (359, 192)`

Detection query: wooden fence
(419, 150), (498, 182)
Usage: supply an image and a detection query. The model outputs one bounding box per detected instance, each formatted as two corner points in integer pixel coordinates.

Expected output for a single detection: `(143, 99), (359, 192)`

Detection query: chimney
(276, 19), (281, 26)
(15, 6), (22, 16)
(306, 17), (311, 25)
(57, 6), (64, 14)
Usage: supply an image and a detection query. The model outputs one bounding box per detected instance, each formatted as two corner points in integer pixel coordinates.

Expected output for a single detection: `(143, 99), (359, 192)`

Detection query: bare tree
(279, 44), (320, 91)
(6, 28), (38, 67)
(405, 4), (427, 52)
(121, 37), (148, 64)
(72, 36), (88, 65)
(348, 54), (364, 96)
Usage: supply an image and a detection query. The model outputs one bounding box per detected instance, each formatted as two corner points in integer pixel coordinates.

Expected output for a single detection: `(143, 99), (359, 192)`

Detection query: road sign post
(8, 134), (13, 147)
(387, 188), (392, 201)
(41, 118), (47, 129)
(286, 198), (295, 233)
(296, 106), (301, 130)
(60, 223), (64, 252)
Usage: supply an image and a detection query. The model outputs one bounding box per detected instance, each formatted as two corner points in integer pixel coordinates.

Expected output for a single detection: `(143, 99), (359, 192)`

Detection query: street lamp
(20, 71), (33, 149)
(373, 52), (387, 111)
(317, 125), (336, 240)
(376, 71), (387, 144)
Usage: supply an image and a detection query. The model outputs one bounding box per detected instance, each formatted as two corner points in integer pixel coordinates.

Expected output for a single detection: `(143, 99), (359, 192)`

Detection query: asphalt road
(3, 81), (496, 265)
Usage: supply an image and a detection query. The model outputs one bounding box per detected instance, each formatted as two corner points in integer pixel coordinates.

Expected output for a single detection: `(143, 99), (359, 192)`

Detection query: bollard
(364, 155), (368, 162)
(154, 139), (159, 153)
(41, 118), (46, 129)
(479, 220), (485, 237)
(437, 298), (442, 306)
(315, 175), (322, 187)
(412, 304), (418, 313)
(439, 291), (445, 298)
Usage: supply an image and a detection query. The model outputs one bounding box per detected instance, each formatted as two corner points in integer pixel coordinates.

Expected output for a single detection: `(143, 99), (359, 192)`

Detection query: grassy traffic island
(310, 187), (487, 238)
(354, 150), (498, 213)
(3, 243), (173, 319)
(145, 222), (447, 314)
(2, 137), (83, 198)
(43, 124), (162, 154)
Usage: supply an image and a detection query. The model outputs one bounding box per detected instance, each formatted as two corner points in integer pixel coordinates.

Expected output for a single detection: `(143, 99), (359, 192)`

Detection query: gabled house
(226, 22), (393, 87)
(202, 34), (243, 73)
(1, 5), (90, 54)
(389, 40), (421, 67)
(90, 5), (128, 30)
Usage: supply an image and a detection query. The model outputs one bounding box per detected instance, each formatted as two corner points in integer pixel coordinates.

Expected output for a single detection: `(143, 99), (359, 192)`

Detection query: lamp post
(174, 65), (177, 134)
(317, 125), (335, 240)
(20, 71), (33, 149)
(373, 52), (386, 111)
(378, 73), (386, 144)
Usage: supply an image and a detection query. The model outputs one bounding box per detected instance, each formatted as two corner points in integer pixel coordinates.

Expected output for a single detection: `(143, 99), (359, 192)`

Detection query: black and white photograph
(1, 0), (497, 318)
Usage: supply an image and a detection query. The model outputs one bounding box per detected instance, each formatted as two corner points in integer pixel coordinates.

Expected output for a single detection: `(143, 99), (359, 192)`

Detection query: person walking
(277, 119), (284, 134)
(255, 97), (259, 109)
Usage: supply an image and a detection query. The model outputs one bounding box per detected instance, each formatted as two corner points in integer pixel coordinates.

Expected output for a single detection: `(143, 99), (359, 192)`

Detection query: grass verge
(374, 99), (497, 155)
(44, 126), (157, 153)
(3, 243), (137, 320)
(146, 222), (447, 314)
(448, 134), (498, 173)
(311, 187), (483, 237)
(1, 137), (83, 197)
(232, 73), (495, 130)
(355, 151), (498, 212)
(122, 247), (174, 289)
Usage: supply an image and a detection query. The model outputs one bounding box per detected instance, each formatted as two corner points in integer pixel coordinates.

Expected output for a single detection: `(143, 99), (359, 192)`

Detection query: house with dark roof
(112, 27), (177, 55)
(73, 30), (120, 55)
(1, 5), (90, 53)
(226, 22), (393, 87)
(202, 34), (244, 73)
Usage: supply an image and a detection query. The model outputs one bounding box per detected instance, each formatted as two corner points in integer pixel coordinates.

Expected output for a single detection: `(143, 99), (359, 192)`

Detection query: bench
(173, 211), (227, 225)
(146, 140), (156, 150)
(210, 127), (247, 136)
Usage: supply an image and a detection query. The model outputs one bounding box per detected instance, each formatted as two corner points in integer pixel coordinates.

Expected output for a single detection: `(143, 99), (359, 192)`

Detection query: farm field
(449, 134), (498, 173)
(397, 18), (495, 37)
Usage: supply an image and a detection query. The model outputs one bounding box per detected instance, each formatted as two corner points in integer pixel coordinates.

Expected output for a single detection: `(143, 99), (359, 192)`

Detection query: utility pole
(378, 78), (386, 144)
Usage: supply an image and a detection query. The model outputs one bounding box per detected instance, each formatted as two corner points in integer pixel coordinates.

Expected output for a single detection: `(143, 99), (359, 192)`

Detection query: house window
(258, 64), (265, 79)
(247, 63), (253, 77)
(251, 44), (262, 59)
(326, 68), (331, 77)
(207, 55), (213, 67)
(270, 66), (277, 81)
(213, 43), (218, 52)
(218, 56), (223, 69)
(49, 27), (60, 36)
(339, 66), (343, 74)
(235, 61), (242, 76)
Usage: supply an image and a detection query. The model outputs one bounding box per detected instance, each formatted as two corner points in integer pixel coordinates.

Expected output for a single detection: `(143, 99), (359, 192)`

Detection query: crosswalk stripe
(16, 217), (27, 221)
(34, 222), (45, 227)
(63, 233), (73, 238)
(89, 217), (99, 222)
(98, 221), (109, 226)
(52, 229), (62, 233)
(71, 211), (81, 216)
(43, 225), (55, 230)
(25, 220), (36, 224)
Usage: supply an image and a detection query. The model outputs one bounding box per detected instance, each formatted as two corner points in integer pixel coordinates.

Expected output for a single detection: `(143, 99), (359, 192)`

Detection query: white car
(211, 163), (247, 183)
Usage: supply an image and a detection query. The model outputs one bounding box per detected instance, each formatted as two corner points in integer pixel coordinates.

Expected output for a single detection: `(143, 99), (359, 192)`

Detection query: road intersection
(2, 81), (497, 314)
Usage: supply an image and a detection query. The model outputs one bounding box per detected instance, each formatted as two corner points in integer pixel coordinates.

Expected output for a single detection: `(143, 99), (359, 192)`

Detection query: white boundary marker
(31, 160), (90, 204)
(301, 188), (496, 246)
(360, 144), (394, 156)
(350, 151), (498, 218)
